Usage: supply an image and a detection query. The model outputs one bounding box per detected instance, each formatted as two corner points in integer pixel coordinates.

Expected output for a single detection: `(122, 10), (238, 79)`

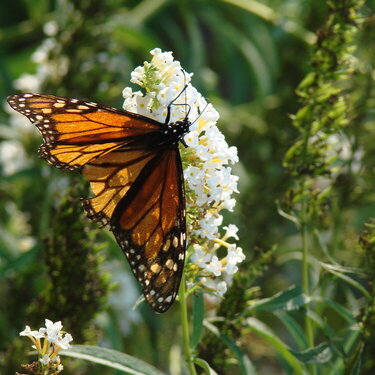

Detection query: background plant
(1, 0), (375, 374)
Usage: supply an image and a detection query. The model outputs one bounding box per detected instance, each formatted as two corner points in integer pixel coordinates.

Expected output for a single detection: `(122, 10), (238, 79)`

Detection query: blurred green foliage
(1, 0), (375, 374)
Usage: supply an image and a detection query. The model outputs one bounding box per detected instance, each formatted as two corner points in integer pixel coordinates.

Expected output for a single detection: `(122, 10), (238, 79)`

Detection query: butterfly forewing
(7, 94), (162, 170)
(7, 93), (187, 313)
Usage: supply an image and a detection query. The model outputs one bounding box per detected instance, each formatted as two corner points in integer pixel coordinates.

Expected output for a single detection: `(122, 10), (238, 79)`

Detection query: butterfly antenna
(191, 100), (210, 125)
(165, 70), (191, 124)
(165, 80), (189, 124)
(183, 70), (188, 119)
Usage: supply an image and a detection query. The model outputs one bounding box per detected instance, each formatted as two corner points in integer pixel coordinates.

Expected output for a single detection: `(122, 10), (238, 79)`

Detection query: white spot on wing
(173, 236), (178, 248)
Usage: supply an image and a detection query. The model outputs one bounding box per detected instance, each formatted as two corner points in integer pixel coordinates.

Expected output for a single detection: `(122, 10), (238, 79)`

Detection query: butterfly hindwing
(110, 149), (186, 313)
(81, 149), (160, 227)
(7, 93), (162, 170)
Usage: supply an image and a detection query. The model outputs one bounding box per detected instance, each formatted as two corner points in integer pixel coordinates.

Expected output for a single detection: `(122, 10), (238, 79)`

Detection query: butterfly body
(7, 92), (190, 313)
(124, 119), (191, 151)
(158, 120), (191, 147)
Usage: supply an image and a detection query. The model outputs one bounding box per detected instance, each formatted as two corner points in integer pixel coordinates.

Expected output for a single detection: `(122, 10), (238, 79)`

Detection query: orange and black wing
(7, 93), (162, 170)
(7, 93), (186, 313)
(82, 148), (186, 312)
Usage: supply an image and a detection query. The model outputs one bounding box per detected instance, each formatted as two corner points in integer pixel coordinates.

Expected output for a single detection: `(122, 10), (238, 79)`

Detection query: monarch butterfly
(7, 87), (193, 313)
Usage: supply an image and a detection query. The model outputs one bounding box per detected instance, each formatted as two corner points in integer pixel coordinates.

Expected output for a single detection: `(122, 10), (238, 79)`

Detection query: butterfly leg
(180, 137), (188, 148)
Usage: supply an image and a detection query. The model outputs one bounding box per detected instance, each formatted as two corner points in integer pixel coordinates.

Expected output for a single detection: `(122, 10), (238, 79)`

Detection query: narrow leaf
(312, 297), (356, 325)
(247, 285), (308, 312)
(319, 262), (367, 277)
(313, 229), (340, 266)
(192, 292), (204, 348)
(244, 318), (305, 374)
(60, 345), (166, 375)
(204, 321), (257, 375)
(289, 342), (332, 364)
(276, 200), (300, 228)
(320, 263), (370, 300)
(194, 358), (219, 375)
(274, 311), (307, 349)
(305, 310), (336, 338)
(344, 342), (364, 375)
(218, 0), (315, 44)
(328, 330), (362, 375)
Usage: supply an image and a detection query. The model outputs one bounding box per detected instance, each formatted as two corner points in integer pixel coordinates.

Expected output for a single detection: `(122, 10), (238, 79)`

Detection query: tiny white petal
(39, 354), (51, 365)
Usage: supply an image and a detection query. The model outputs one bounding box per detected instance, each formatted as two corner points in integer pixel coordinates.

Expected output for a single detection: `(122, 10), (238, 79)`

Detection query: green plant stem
(299, 133), (316, 375)
(301, 201), (316, 375)
(179, 274), (197, 375)
(301, 199), (313, 340)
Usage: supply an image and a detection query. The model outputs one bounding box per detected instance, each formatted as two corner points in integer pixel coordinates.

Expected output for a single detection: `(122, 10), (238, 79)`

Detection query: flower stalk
(179, 274), (198, 375)
(123, 49), (242, 300)
(124, 47), (241, 372)
(283, 1), (365, 373)
(300, 190), (316, 375)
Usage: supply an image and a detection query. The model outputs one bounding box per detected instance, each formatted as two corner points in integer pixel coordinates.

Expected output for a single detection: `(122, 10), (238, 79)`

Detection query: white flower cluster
(20, 319), (73, 373)
(122, 48), (244, 297)
(2, 21), (63, 176)
(13, 21), (67, 93)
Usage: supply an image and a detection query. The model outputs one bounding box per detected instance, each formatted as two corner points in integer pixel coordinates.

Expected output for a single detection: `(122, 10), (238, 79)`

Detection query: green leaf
(274, 311), (307, 349)
(129, 0), (169, 23)
(204, 321), (257, 375)
(194, 358), (219, 375)
(305, 310), (336, 338)
(244, 318), (305, 374)
(319, 262), (367, 277)
(344, 342), (364, 375)
(294, 105), (313, 121)
(192, 292), (205, 348)
(218, 0), (315, 44)
(289, 342), (332, 364)
(201, 10), (272, 97)
(312, 297), (357, 325)
(296, 72), (316, 94)
(276, 200), (300, 228)
(60, 345), (166, 375)
(313, 229), (340, 266)
(247, 285), (308, 312)
(320, 262), (371, 300)
(304, 309), (360, 366)
(328, 330), (362, 375)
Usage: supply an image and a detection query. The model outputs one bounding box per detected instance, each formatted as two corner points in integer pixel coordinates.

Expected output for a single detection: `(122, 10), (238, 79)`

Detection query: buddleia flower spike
(123, 48), (243, 305)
